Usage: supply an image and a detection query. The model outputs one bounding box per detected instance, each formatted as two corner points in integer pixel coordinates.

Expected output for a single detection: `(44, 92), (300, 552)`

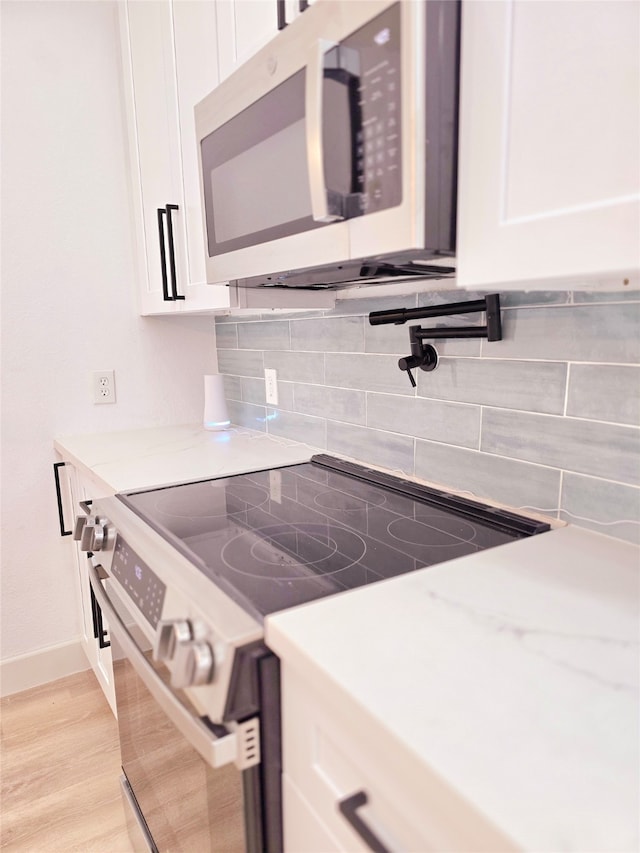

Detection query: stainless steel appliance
(195, 0), (460, 295)
(76, 455), (549, 852)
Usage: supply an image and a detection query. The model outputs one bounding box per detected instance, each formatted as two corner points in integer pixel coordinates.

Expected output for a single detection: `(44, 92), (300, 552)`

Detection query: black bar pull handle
(277, 0), (287, 29)
(53, 462), (72, 537)
(157, 207), (172, 301)
(90, 583), (111, 649)
(338, 791), (392, 853)
(165, 204), (184, 300)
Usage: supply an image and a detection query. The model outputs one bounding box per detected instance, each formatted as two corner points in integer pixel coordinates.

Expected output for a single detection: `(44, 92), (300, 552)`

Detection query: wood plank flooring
(1, 670), (134, 852)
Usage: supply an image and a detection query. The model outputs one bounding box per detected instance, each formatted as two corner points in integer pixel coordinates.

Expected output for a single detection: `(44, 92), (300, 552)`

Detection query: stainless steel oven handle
(88, 563), (244, 771)
(306, 37), (343, 222)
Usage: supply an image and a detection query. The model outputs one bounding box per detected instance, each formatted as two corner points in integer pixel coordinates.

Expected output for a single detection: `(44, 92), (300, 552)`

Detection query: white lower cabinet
(457, 0), (640, 291)
(64, 463), (117, 716)
(279, 664), (514, 853)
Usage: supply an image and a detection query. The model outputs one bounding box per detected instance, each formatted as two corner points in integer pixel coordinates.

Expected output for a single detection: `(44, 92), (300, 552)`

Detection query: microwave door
(199, 64), (351, 284)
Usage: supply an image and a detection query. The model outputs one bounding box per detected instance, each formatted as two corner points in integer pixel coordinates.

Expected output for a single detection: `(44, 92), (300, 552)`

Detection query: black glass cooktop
(118, 455), (549, 622)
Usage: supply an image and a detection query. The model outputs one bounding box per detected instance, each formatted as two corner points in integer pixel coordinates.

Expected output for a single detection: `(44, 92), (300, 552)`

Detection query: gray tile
(237, 319), (290, 351)
(560, 473), (640, 546)
(266, 409), (326, 449)
(217, 349), (264, 378)
(417, 357), (567, 415)
(486, 303), (640, 363)
(240, 376), (266, 406)
(414, 440), (561, 512)
(222, 374), (242, 401)
(290, 316), (365, 352)
(416, 288), (486, 307)
(215, 322), (238, 348)
(274, 381), (295, 411)
(573, 290), (640, 303)
(499, 291), (571, 307)
(332, 291), (419, 316)
(367, 393), (480, 448)
(481, 408), (640, 486)
(294, 384), (366, 425)
(227, 399), (266, 431)
(326, 422), (415, 474)
(326, 353), (410, 395)
(567, 364), (640, 426)
(264, 350), (324, 384)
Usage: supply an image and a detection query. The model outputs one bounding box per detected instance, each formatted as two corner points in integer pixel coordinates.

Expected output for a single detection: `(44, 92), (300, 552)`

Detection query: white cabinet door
(456, 0), (640, 291)
(66, 465), (117, 716)
(216, 0), (279, 82)
(120, 1), (230, 314)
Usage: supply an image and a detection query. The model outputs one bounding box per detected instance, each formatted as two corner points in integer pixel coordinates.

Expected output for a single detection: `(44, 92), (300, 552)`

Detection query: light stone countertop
(54, 423), (319, 494)
(267, 525), (640, 852)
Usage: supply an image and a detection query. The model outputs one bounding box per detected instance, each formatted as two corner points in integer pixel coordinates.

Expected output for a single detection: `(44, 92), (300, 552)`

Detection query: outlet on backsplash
(265, 368), (278, 406)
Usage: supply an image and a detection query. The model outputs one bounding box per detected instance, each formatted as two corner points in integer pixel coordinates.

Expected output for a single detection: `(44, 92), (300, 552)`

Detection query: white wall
(0, 2), (217, 663)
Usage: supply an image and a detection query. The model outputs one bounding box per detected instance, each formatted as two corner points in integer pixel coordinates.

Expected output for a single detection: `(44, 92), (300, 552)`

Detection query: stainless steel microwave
(195, 0), (460, 296)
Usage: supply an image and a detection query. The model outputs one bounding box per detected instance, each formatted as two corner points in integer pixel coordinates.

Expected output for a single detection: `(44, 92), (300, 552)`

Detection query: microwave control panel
(326, 2), (402, 218)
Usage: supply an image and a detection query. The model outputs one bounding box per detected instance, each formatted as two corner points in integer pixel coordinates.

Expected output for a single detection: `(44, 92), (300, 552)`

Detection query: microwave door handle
(87, 562), (252, 771)
(306, 39), (344, 223)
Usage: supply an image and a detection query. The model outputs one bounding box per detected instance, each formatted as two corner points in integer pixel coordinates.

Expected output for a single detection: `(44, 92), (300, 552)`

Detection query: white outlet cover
(92, 369), (116, 405)
(265, 368), (278, 406)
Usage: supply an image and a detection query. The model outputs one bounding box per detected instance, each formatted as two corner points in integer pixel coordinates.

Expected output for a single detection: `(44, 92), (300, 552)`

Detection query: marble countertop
(267, 525), (640, 852)
(54, 423), (319, 494)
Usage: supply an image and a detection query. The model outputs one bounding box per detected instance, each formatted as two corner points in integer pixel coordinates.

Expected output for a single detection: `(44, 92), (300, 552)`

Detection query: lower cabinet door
(67, 463), (117, 716)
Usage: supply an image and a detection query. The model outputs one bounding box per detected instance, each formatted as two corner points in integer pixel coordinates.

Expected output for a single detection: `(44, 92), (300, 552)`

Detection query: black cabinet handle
(157, 204), (184, 301)
(338, 791), (391, 853)
(53, 462), (72, 537)
(277, 0), (286, 29)
(299, 0), (309, 10)
(157, 207), (171, 301)
(90, 581), (111, 649)
(165, 204), (184, 300)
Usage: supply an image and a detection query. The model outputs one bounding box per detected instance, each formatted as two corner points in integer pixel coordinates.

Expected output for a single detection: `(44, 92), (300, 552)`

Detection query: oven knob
(171, 641), (214, 688)
(90, 519), (106, 551)
(154, 619), (192, 662)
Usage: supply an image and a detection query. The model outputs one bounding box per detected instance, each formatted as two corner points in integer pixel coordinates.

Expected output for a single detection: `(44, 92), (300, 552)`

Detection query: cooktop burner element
(118, 454), (550, 622)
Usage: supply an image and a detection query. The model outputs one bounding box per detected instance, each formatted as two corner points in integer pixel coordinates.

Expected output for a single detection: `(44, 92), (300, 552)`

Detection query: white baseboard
(0, 639), (89, 697)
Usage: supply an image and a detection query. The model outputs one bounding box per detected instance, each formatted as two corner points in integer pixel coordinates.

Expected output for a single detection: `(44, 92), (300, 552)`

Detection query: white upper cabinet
(216, 0), (279, 81)
(457, 0), (640, 291)
(216, 0), (314, 82)
(119, 1), (231, 314)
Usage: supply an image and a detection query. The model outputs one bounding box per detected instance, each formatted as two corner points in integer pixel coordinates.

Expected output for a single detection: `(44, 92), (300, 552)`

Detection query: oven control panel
(111, 536), (166, 629)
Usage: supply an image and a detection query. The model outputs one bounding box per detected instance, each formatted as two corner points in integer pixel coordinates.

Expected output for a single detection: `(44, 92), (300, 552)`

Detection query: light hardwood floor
(1, 669), (135, 852)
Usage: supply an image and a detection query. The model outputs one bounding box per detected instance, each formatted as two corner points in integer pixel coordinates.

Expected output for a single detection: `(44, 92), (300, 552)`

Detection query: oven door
(88, 564), (263, 853)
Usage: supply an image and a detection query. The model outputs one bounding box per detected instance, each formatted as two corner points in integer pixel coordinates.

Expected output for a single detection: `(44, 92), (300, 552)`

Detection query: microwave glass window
(201, 70), (325, 258)
(209, 119), (311, 243)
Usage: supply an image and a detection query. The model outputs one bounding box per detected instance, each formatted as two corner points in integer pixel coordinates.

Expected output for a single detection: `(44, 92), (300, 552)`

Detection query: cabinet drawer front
(280, 667), (515, 853)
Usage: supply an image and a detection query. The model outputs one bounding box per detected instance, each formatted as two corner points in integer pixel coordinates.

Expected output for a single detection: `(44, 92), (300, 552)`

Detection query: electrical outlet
(92, 370), (116, 405)
(265, 368), (278, 406)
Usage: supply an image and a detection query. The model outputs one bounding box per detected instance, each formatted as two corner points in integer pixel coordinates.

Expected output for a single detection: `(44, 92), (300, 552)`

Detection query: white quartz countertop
(267, 525), (640, 852)
(54, 423), (318, 493)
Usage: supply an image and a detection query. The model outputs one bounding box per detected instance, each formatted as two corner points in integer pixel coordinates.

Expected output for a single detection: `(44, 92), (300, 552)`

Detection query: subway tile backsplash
(216, 289), (640, 544)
